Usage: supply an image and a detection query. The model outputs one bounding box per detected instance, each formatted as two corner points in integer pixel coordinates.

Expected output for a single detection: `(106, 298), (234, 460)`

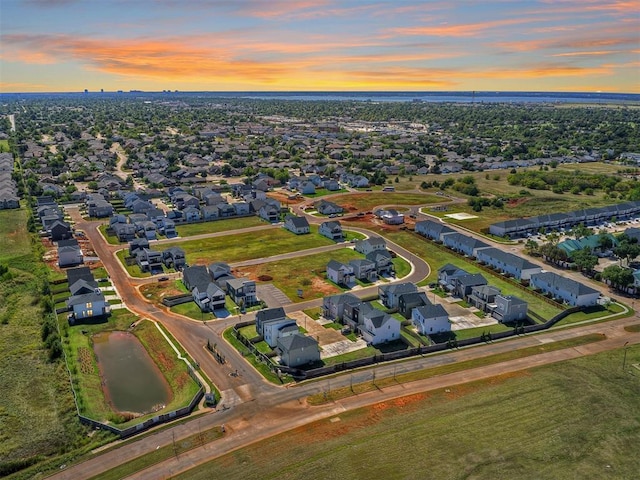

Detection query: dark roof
(256, 307), (286, 323)
(66, 266), (94, 287)
(67, 291), (104, 306)
(530, 272), (599, 297)
(277, 333), (318, 352)
(182, 265), (210, 291)
(57, 238), (79, 248)
(415, 304), (448, 318)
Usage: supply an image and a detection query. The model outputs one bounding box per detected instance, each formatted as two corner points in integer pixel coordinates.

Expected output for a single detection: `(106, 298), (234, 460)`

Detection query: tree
(570, 247), (598, 273)
(613, 236), (640, 266)
(524, 239), (539, 255)
(601, 265), (635, 291)
(571, 223), (593, 240)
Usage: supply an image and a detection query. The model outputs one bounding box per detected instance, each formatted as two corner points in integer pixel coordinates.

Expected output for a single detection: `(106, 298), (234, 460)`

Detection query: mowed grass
(173, 345), (640, 480)
(331, 192), (446, 212)
(237, 248), (364, 302)
(162, 226), (336, 265)
(176, 216), (267, 237)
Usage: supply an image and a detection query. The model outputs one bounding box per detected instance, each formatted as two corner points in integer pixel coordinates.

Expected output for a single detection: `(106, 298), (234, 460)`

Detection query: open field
(176, 216), (266, 237)
(331, 192), (446, 212)
(161, 226), (336, 265)
(0, 209), (31, 263)
(174, 344), (640, 480)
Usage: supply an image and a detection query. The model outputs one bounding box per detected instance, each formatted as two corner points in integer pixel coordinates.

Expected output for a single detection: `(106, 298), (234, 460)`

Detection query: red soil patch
(258, 275), (273, 281)
(506, 197), (530, 208)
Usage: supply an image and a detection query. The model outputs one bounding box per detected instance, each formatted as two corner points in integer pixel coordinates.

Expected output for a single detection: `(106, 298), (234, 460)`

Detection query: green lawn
(174, 341), (640, 480)
(171, 302), (214, 321)
(0, 139), (9, 152)
(176, 216), (266, 237)
(115, 249), (152, 278)
(162, 226), (336, 265)
(98, 224), (121, 245)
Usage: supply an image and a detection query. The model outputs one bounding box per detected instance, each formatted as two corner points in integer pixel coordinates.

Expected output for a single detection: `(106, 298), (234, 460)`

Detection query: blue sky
(1, 0), (638, 92)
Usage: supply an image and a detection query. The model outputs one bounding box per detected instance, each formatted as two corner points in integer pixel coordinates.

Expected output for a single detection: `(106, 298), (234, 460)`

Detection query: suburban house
(258, 204), (280, 223)
(135, 248), (163, 273)
(192, 282), (226, 312)
(182, 206), (202, 222)
(475, 247), (542, 281)
(354, 237), (387, 255)
(277, 333), (320, 367)
(468, 285), (501, 312)
(397, 291), (430, 319)
(442, 233), (490, 258)
(379, 282), (417, 309)
(349, 258), (378, 282)
(208, 262), (232, 280)
(298, 181), (316, 195)
(453, 273), (488, 299)
(315, 199), (343, 215)
(182, 265), (210, 291)
(319, 221), (344, 241)
(112, 223), (136, 242)
(412, 304), (450, 335)
(360, 311), (400, 345)
(437, 264), (469, 290)
(379, 209), (404, 225)
(529, 272), (600, 307)
(366, 250), (395, 276)
(415, 220), (456, 242)
(326, 260), (355, 287)
(57, 239), (83, 268)
(49, 220), (72, 241)
(128, 238), (149, 255)
(284, 215), (310, 235)
(226, 278), (258, 307)
(256, 307), (298, 348)
(162, 247), (186, 270)
(67, 292), (109, 322)
(322, 293), (360, 322)
(492, 294), (528, 323)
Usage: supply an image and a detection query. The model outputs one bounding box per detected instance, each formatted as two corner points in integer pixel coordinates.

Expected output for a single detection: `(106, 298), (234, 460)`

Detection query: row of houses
(288, 175), (341, 195)
(128, 240), (186, 273)
(488, 200), (640, 238)
(0, 152), (19, 209)
(326, 237), (395, 286)
(182, 263), (258, 312)
(65, 266), (109, 323)
(416, 219), (601, 307)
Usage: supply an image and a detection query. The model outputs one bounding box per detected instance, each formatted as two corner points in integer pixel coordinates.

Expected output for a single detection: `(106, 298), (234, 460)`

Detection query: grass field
(0, 209), (31, 263)
(176, 216), (267, 237)
(173, 344), (640, 480)
(330, 192), (446, 212)
(0, 139), (9, 152)
(162, 226), (336, 265)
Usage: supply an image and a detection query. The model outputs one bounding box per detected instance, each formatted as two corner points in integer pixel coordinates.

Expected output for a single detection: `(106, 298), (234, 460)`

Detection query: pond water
(93, 331), (171, 415)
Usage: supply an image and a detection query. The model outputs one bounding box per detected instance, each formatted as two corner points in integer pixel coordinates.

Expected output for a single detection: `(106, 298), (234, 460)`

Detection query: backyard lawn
(176, 216), (267, 237)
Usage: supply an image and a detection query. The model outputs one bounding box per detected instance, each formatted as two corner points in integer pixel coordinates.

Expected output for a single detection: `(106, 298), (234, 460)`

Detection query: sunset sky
(1, 0), (638, 93)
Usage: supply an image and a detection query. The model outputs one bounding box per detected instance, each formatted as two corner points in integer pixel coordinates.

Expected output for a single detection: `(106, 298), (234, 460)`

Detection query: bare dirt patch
(506, 197), (530, 208)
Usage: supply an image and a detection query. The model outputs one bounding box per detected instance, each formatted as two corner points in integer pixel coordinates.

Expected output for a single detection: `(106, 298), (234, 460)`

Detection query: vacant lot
(332, 192), (446, 212)
(176, 216), (266, 237)
(0, 209), (31, 263)
(162, 226), (336, 265)
(174, 346), (640, 480)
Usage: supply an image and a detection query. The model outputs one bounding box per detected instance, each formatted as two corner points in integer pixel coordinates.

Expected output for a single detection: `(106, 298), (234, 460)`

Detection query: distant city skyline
(1, 0), (638, 93)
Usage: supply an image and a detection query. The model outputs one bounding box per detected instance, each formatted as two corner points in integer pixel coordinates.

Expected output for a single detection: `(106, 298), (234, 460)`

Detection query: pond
(93, 331), (171, 415)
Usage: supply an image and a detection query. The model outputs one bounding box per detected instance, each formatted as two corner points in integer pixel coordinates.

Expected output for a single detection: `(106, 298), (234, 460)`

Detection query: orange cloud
(388, 17), (545, 38)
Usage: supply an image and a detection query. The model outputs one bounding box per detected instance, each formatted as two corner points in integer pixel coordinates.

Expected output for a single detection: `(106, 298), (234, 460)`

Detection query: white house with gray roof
(529, 272), (599, 307)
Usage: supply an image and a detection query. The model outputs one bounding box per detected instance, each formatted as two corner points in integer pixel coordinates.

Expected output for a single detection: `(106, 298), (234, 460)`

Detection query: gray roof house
(415, 220), (456, 242)
(284, 215), (310, 235)
(322, 293), (360, 322)
(326, 260), (355, 287)
(354, 237), (387, 255)
(529, 272), (599, 307)
(378, 282), (417, 309)
(475, 247), (542, 281)
(319, 221), (343, 241)
(492, 295), (528, 323)
(277, 333), (320, 367)
(412, 304), (450, 335)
